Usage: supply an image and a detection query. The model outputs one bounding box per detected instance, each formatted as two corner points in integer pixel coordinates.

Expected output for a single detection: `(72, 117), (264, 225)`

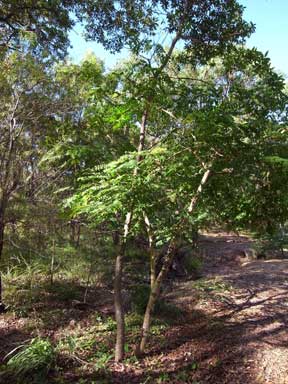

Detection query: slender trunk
(136, 239), (177, 355)
(75, 221), (80, 247)
(137, 169), (212, 354)
(114, 248), (126, 362)
(84, 258), (93, 304)
(114, 211), (131, 362)
(0, 221), (4, 303)
(114, 102), (150, 360)
(150, 249), (157, 288)
(143, 213), (156, 288)
(0, 205), (5, 310)
(114, 19), (185, 360)
(50, 238), (55, 286)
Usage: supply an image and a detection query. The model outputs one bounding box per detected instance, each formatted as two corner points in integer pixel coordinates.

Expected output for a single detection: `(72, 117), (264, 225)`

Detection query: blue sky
(69, 0), (287, 75)
(241, 0), (287, 76)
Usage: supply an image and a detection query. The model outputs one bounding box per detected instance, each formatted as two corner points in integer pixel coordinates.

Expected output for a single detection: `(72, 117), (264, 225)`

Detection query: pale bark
(113, 17), (186, 360)
(143, 212), (157, 288)
(114, 105), (149, 362)
(138, 168), (212, 354)
(0, 208), (5, 305)
(114, 239), (127, 362)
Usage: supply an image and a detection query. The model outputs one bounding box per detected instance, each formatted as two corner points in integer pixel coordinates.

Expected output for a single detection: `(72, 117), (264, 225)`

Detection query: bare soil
(172, 233), (288, 384)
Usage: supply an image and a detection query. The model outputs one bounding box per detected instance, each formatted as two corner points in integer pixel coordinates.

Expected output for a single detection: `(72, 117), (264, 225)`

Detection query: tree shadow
(0, 326), (31, 362)
(108, 257), (288, 383)
(2, 233), (288, 383)
(0, 278), (114, 364)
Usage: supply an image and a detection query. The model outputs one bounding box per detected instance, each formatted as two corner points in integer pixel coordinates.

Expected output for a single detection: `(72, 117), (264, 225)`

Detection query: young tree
(69, 45), (287, 356)
(136, 47), (287, 353)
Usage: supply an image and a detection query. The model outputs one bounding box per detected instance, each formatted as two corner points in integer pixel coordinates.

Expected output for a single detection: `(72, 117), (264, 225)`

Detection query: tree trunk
(113, 109), (149, 363)
(114, 102), (150, 362)
(113, 22), (185, 360)
(114, 212), (131, 362)
(136, 239), (177, 355)
(114, 245), (126, 362)
(0, 206), (5, 309)
(143, 213), (156, 288)
(137, 168), (212, 354)
(50, 238), (55, 285)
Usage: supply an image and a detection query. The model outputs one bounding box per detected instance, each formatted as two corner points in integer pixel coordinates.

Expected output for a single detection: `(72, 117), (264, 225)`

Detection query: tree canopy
(0, 0), (287, 373)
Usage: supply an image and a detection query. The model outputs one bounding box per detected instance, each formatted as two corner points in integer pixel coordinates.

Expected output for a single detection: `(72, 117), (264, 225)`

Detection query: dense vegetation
(0, 1), (287, 383)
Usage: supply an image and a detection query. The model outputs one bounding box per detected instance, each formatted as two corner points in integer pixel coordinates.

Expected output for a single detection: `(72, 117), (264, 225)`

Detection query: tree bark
(114, 210), (131, 362)
(137, 168), (212, 354)
(114, 20), (185, 360)
(143, 213), (156, 288)
(136, 239), (177, 355)
(0, 204), (6, 309)
(113, 102), (151, 363)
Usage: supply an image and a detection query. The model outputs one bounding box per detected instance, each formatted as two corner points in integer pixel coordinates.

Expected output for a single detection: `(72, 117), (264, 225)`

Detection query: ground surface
(168, 233), (288, 384)
(0, 232), (288, 383)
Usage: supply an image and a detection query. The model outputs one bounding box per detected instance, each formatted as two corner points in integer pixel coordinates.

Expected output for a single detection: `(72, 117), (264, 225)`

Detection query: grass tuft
(3, 338), (55, 382)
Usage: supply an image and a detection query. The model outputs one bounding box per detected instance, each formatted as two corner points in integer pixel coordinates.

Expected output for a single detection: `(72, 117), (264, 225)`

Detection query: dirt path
(166, 233), (288, 384)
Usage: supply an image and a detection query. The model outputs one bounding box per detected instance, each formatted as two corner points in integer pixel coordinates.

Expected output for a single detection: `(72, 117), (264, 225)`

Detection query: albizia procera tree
(66, 0), (259, 361)
(0, 2), (259, 357)
(69, 42), (287, 357)
(97, 0), (253, 361)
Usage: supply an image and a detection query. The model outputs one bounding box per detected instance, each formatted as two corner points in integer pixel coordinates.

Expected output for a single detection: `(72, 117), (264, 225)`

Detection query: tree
(0, 51), (69, 308)
(68, 44), (287, 356)
(0, 0), (79, 56)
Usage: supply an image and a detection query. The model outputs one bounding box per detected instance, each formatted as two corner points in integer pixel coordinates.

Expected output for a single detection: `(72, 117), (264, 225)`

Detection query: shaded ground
(168, 233), (288, 384)
(0, 232), (288, 383)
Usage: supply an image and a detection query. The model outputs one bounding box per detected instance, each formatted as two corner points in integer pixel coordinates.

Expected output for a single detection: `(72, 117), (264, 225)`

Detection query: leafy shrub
(94, 350), (113, 371)
(254, 229), (288, 258)
(126, 312), (143, 328)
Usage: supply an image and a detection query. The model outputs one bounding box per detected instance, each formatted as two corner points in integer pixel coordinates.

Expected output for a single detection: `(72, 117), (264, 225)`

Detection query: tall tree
(0, 0), (78, 56)
(0, 51), (66, 308)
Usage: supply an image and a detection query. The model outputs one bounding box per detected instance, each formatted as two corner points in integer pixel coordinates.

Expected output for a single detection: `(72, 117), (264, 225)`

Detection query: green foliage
(82, 0), (254, 57)
(131, 284), (151, 314)
(94, 350), (114, 372)
(193, 278), (232, 294)
(0, 0), (78, 57)
(68, 44), (288, 249)
(4, 338), (55, 382)
(0, 0), (287, 371)
(156, 372), (170, 383)
(253, 228), (288, 257)
(97, 317), (117, 332)
(126, 312), (144, 328)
